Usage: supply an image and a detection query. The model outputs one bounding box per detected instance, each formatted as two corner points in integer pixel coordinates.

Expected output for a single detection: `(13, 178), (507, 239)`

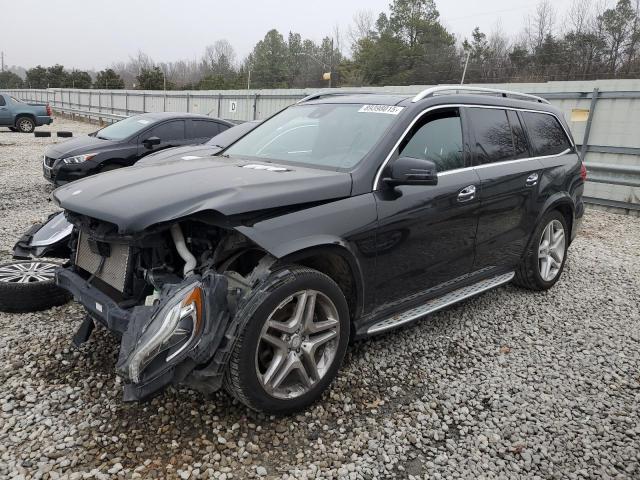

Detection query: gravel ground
(1, 118), (639, 479)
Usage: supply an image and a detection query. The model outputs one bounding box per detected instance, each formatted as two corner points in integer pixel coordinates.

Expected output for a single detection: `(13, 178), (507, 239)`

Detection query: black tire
(514, 210), (569, 291)
(16, 117), (35, 133)
(8, 127), (18, 132)
(0, 261), (72, 313)
(224, 265), (350, 414)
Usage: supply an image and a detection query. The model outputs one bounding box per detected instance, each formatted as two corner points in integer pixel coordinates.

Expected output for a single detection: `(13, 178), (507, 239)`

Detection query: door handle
(457, 185), (476, 203)
(526, 173), (539, 187)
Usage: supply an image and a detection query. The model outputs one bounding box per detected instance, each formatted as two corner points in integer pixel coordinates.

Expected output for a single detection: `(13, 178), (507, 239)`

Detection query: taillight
(580, 162), (587, 181)
(46, 104), (52, 116)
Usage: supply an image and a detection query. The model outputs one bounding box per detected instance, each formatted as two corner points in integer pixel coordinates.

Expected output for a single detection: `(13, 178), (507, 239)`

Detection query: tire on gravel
(0, 261), (72, 313)
(224, 265), (350, 414)
(514, 209), (569, 291)
(8, 127), (18, 132)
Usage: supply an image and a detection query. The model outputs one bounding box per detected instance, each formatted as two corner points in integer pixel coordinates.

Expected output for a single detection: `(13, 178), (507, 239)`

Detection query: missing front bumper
(56, 267), (231, 401)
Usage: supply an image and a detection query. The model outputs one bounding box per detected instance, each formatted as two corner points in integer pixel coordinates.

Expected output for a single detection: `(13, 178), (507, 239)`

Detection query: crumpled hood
(52, 156), (352, 233)
(44, 135), (114, 159)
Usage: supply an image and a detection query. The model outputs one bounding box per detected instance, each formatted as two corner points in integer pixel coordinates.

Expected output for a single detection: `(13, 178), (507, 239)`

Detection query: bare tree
(524, 0), (557, 51)
(348, 9), (375, 52)
(565, 0), (592, 35)
(202, 40), (237, 78)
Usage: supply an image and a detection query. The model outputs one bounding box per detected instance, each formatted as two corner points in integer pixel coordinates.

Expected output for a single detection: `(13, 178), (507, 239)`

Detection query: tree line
(1, 0), (639, 91)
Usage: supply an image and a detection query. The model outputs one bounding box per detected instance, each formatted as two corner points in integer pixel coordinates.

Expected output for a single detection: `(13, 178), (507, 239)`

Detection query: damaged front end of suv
(56, 210), (276, 400)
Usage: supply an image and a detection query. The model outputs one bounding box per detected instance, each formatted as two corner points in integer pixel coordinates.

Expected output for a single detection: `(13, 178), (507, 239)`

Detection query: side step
(367, 271), (515, 335)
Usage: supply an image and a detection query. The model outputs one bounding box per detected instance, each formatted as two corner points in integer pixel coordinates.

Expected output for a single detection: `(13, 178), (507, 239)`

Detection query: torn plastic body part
(13, 212), (73, 259)
(60, 265), (231, 401)
(115, 272), (230, 401)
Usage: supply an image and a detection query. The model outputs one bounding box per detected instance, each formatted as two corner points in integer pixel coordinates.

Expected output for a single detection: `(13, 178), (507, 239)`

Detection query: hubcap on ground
(538, 220), (565, 282)
(255, 289), (340, 399)
(0, 262), (58, 283)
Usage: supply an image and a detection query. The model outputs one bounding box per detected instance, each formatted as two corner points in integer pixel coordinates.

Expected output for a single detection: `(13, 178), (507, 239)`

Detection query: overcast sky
(3, 0), (578, 70)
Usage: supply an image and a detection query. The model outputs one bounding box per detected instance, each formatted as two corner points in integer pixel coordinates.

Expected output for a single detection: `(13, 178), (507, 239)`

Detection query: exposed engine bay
(53, 211), (276, 400)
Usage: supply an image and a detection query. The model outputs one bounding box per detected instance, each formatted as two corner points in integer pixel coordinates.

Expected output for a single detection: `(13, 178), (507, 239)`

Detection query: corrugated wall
(6, 79), (640, 209)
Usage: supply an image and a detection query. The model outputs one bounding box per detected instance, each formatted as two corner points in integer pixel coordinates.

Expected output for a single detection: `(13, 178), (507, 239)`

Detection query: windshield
(96, 116), (154, 141)
(224, 104), (401, 169)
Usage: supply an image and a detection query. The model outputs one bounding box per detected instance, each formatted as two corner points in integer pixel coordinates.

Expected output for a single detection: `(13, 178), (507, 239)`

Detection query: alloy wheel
(538, 220), (565, 282)
(19, 119), (33, 132)
(255, 289), (340, 399)
(0, 262), (58, 283)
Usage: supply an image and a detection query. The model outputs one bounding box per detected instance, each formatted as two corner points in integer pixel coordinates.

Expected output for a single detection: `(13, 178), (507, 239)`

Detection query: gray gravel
(1, 118), (639, 479)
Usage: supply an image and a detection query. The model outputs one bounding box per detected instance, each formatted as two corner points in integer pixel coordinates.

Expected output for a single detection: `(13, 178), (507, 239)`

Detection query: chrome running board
(367, 271), (515, 335)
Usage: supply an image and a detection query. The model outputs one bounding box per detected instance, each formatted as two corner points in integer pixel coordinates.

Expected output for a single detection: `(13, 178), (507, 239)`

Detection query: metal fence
(6, 79), (640, 212)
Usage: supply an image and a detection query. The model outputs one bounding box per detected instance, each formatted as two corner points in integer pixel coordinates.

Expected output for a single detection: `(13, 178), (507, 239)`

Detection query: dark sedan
(42, 112), (233, 185)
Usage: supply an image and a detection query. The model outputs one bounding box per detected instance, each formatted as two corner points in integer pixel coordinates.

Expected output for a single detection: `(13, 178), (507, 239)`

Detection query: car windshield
(224, 104), (401, 169)
(96, 116), (154, 141)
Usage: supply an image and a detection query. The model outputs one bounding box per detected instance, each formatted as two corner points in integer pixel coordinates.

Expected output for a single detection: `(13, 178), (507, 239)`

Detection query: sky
(2, 0), (579, 71)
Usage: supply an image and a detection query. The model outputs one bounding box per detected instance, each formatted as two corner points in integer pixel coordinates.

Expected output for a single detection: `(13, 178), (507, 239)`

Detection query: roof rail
(411, 85), (550, 105)
(297, 90), (379, 104)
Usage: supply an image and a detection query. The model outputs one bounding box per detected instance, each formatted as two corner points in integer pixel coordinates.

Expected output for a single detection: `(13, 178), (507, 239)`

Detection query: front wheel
(514, 210), (568, 290)
(224, 266), (350, 414)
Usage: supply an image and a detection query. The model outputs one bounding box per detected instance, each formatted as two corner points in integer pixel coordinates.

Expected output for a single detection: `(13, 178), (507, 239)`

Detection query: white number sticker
(358, 105), (404, 115)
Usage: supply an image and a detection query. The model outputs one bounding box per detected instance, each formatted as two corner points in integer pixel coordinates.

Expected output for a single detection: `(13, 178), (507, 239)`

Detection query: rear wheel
(514, 210), (568, 290)
(16, 117), (35, 133)
(225, 266), (350, 414)
(0, 261), (72, 313)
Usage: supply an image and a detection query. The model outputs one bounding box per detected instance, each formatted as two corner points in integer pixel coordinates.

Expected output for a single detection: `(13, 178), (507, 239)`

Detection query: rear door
(468, 107), (541, 271)
(0, 95), (11, 125)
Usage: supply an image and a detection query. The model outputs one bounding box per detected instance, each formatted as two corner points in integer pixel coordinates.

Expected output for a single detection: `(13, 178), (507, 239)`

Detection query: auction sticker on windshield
(358, 105), (404, 115)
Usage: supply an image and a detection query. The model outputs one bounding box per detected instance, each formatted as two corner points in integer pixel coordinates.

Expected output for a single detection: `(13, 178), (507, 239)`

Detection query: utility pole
(461, 50), (471, 85)
(329, 38), (334, 89)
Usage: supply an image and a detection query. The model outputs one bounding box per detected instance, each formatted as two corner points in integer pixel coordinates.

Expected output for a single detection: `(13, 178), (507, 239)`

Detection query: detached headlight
(62, 153), (97, 164)
(128, 284), (204, 383)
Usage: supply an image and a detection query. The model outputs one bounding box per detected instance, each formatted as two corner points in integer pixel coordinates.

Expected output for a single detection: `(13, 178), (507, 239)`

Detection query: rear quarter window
(521, 112), (572, 157)
(0, 95), (5, 106)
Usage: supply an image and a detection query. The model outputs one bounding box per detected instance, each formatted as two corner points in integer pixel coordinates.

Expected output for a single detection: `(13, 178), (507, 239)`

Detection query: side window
(521, 112), (572, 156)
(507, 110), (530, 159)
(0, 95), (5, 107)
(399, 111), (464, 172)
(149, 120), (185, 141)
(191, 120), (220, 139)
(467, 108), (515, 164)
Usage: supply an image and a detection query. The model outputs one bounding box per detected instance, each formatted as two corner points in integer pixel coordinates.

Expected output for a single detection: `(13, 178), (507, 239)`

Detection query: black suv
(43, 112), (233, 185)
(45, 87), (584, 413)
